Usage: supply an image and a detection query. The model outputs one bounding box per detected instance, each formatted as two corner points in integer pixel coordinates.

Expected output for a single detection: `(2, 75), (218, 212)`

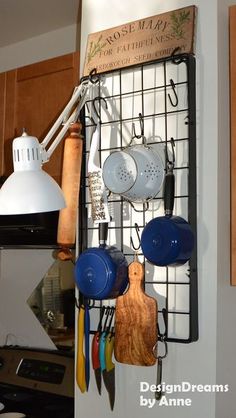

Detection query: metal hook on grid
(85, 102), (96, 126)
(153, 308), (168, 355)
(107, 306), (115, 333)
(102, 306), (112, 332)
(88, 68), (101, 85)
(75, 295), (95, 310)
(130, 223), (141, 254)
(171, 47), (185, 65)
(165, 137), (176, 171)
(97, 305), (106, 329)
(75, 291), (84, 309)
(153, 309), (168, 401)
(168, 79), (179, 108)
(92, 96), (108, 123)
(129, 200), (149, 213)
(132, 113), (144, 138)
(130, 113), (147, 146)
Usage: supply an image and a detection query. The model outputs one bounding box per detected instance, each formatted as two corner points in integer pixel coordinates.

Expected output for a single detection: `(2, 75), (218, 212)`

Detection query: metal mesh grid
(79, 53), (198, 343)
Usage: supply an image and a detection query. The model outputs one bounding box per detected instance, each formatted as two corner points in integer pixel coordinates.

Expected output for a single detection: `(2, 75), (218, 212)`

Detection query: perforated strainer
(122, 144), (164, 201)
(103, 140), (164, 202)
(102, 151), (137, 194)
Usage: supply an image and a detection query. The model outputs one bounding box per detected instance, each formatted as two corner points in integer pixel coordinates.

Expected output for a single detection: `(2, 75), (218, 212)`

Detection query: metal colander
(103, 142), (164, 202)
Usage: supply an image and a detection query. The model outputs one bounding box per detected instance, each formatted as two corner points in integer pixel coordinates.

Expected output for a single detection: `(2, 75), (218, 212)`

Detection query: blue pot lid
(74, 247), (116, 298)
(141, 217), (181, 266)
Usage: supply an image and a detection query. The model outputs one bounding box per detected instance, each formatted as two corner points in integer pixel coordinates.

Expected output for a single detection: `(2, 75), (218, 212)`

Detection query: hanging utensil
(74, 222), (128, 300)
(87, 97), (110, 224)
(99, 307), (111, 382)
(103, 113), (164, 202)
(85, 302), (90, 391)
(76, 304), (86, 393)
(92, 306), (106, 395)
(115, 256), (157, 366)
(103, 328), (115, 410)
(99, 308), (115, 408)
(141, 138), (194, 266)
(153, 309), (168, 401)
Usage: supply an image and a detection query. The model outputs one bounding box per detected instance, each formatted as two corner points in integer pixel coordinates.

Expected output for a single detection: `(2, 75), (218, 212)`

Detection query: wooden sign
(83, 5), (197, 76)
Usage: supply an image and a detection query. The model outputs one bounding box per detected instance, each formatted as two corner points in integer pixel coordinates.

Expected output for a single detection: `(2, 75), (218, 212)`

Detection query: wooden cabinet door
(0, 52), (80, 184)
(0, 72), (6, 177)
(230, 7), (236, 284)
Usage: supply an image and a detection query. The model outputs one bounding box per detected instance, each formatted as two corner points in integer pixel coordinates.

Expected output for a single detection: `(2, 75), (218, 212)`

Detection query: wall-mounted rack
(79, 53), (198, 344)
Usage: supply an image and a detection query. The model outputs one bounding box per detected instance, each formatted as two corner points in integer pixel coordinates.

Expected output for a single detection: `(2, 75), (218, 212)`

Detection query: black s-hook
(168, 79), (179, 108)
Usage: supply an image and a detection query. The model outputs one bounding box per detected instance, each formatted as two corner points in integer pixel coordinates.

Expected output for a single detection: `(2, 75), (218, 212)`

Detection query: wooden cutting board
(114, 260), (157, 366)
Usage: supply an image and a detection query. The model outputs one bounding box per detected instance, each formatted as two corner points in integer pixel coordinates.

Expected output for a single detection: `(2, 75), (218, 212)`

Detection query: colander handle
(128, 134), (147, 147)
(164, 166), (175, 216)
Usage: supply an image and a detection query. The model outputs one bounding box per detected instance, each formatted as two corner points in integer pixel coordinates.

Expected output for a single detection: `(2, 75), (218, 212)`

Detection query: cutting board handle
(128, 260), (144, 289)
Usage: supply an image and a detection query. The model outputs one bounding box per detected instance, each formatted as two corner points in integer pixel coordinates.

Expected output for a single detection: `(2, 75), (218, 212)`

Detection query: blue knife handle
(99, 331), (107, 372)
(85, 304), (90, 390)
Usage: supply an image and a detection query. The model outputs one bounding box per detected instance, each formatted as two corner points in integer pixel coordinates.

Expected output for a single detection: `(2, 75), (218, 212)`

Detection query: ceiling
(0, 0), (80, 48)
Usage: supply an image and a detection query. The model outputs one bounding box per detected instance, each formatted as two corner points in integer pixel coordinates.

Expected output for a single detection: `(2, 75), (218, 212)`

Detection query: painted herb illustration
(170, 10), (191, 40)
(87, 35), (106, 63)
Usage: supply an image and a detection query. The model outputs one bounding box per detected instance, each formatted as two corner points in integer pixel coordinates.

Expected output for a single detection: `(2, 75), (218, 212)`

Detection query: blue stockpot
(75, 244), (128, 300)
(141, 215), (194, 267)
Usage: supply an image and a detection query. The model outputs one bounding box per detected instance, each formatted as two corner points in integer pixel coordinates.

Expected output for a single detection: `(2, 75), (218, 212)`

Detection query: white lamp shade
(0, 131), (66, 215)
(0, 170), (66, 214)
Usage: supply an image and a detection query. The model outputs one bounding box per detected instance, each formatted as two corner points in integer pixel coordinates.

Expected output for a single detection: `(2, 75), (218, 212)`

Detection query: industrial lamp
(0, 80), (91, 215)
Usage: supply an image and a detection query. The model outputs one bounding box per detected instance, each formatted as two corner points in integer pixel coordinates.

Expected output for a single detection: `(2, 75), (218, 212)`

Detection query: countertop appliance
(0, 347), (74, 418)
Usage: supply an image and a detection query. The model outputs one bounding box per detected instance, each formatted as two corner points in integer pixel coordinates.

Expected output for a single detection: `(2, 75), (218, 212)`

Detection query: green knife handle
(99, 331), (107, 372)
(105, 333), (115, 372)
(92, 331), (100, 370)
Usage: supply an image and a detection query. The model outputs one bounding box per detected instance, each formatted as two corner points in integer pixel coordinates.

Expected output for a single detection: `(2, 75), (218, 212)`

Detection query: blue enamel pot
(141, 215), (194, 267)
(75, 223), (128, 300)
(141, 163), (194, 266)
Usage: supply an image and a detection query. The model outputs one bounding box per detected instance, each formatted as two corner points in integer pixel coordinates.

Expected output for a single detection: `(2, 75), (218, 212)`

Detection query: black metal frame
(79, 53), (198, 344)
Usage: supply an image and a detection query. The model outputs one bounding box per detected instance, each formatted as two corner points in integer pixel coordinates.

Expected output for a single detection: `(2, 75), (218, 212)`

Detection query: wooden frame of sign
(83, 5), (197, 76)
(230, 6), (236, 285)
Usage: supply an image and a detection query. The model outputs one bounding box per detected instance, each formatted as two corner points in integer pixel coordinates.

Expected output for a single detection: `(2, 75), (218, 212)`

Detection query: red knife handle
(92, 332), (100, 370)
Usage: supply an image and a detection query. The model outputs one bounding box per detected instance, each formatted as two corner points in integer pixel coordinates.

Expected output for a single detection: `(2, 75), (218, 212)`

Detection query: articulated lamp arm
(40, 79), (92, 164)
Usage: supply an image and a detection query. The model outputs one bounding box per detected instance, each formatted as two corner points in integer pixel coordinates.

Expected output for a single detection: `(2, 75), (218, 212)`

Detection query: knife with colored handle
(99, 330), (107, 375)
(99, 308), (115, 409)
(92, 306), (106, 395)
(99, 307), (113, 377)
(92, 331), (102, 394)
(85, 303), (90, 391)
(76, 306), (86, 393)
(104, 331), (115, 410)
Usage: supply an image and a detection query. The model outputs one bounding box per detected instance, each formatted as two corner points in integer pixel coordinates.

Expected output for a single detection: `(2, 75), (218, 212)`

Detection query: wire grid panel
(80, 54), (198, 343)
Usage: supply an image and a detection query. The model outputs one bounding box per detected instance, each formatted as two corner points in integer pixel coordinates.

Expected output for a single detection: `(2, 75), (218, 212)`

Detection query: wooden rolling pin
(56, 122), (83, 260)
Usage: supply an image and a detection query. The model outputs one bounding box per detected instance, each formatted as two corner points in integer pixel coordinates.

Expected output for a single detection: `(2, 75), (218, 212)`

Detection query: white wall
(77, 1), (235, 417)
(0, 24), (78, 72)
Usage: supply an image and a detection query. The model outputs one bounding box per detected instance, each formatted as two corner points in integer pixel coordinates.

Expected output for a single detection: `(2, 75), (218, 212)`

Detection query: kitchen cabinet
(0, 52), (80, 185)
(230, 6), (236, 284)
